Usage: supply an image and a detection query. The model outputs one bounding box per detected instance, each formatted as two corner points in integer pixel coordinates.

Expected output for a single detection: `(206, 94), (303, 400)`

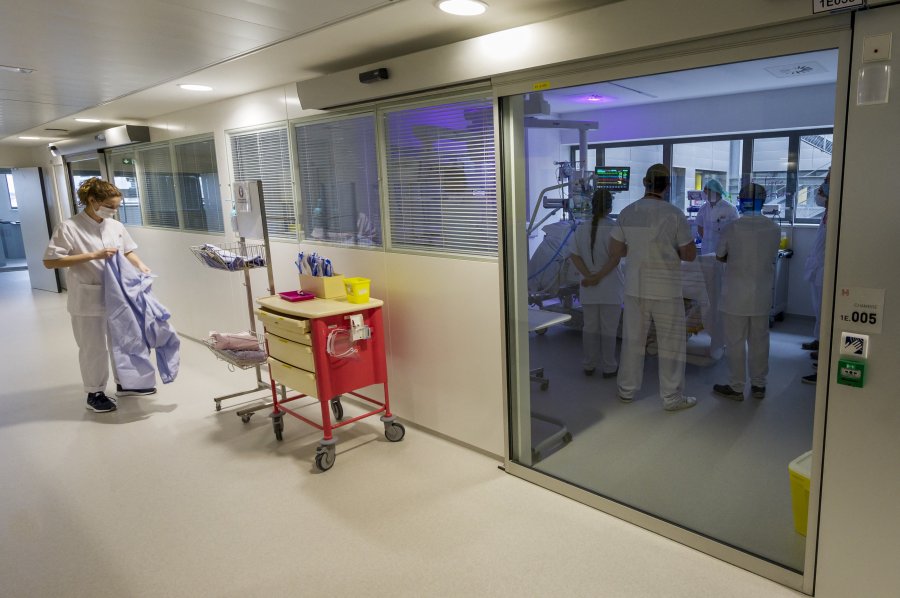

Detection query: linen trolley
(255, 295), (404, 471)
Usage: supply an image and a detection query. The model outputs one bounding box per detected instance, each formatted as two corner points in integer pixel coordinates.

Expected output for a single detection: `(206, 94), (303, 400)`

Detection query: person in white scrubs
(595, 164), (698, 411)
(569, 189), (624, 377)
(695, 179), (738, 255)
(43, 178), (154, 413)
(801, 168), (831, 384)
(713, 183), (781, 400)
(695, 179), (737, 358)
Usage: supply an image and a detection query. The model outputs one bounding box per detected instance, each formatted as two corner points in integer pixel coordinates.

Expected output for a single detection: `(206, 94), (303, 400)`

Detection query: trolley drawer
(268, 358), (318, 397)
(265, 333), (316, 372)
(256, 309), (311, 345)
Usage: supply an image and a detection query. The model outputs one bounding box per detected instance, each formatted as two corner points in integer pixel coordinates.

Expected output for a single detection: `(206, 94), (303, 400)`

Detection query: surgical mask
(95, 206), (117, 219)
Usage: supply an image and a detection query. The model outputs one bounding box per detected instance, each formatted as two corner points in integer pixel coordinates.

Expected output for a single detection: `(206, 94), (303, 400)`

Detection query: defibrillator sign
(813, 0), (865, 15)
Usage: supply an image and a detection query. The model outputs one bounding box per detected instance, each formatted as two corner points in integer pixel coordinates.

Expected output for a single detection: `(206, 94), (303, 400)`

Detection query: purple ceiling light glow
(579, 94), (614, 104)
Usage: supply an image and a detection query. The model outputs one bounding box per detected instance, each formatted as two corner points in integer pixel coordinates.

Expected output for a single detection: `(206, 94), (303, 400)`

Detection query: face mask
(95, 206), (117, 219)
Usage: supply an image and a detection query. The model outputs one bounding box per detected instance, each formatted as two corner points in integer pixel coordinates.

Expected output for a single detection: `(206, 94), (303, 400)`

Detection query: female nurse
(43, 178), (154, 413)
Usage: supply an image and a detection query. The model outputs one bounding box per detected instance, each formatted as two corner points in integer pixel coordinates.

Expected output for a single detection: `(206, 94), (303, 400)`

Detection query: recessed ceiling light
(75, 118), (101, 123)
(437, 0), (487, 16)
(18, 136), (40, 140)
(0, 64), (34, 74)
(178, 84), (213, 91)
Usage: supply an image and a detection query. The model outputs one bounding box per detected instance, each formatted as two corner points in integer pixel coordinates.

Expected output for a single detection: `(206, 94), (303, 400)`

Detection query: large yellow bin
(788, 451), (813, 536)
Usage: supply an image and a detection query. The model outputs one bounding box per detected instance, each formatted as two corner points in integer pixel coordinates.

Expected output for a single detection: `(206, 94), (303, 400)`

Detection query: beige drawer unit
(255, 308), (311, 345)
(267, 358), (318, 398)
(265, 332), (316, 372)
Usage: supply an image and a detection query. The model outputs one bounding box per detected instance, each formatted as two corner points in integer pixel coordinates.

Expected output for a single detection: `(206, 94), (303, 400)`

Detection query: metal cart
(255, 295), (404, 471)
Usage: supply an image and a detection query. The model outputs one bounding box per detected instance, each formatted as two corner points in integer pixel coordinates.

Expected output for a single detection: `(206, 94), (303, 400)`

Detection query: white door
(13, 167), (60, 293)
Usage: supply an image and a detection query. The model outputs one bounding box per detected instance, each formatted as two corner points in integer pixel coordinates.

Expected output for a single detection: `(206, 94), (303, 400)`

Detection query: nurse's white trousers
(582, 303), (621, 374)
(617, 295), (686, 405)
(70, 315), (111, 393)
(723, 313), (770, 391)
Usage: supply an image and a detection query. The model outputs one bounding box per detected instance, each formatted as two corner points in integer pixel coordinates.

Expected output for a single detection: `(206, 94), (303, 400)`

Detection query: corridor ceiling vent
(437, 0), (488, 16)
(764, 61), (828, 78)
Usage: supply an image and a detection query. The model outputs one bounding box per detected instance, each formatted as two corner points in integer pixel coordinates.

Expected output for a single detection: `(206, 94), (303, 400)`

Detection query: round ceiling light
(178, 84), (213, 92)
(437, 0), (488, 16)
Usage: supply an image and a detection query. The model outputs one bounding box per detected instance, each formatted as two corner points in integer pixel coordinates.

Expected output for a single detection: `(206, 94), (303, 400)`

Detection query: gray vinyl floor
(528, 314), (816, 572)
(0, 270), (802, 598)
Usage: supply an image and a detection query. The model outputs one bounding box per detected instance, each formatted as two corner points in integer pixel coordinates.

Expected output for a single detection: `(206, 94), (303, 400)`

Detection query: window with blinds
(294, 114), (382, 246)
(383, 97), (497, 257)
(117, 135), (224, 233)
(174, 137), (224, 233)
(105, 150), (141, 225)
(137, 144), (179, 229)
(229, 127), (296, 239)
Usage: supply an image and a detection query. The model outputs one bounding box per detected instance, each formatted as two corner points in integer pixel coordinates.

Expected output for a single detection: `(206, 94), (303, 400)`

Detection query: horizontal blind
(295, 114), (382, 246)
(230, 127), (295, 239)
(383, 98), (497, 256)
(174, 137), (224, 233)
(137, 144), (179, 229)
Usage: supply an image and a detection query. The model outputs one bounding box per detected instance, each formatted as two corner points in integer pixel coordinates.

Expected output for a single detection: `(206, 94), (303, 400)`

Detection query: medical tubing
(527, 223), (576, 281)
(326, 328), (357, 359)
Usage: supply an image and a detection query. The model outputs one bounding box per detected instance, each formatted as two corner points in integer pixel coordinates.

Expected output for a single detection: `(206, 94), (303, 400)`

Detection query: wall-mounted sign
(835, 286), (885, 333)
(812, 0), (866, 15)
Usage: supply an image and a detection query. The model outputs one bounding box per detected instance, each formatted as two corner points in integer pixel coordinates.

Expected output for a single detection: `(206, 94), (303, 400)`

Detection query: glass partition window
(68, 155), (102, 212)
(602, 145), (663, 213)
(295, 115), (382, 247)
(796, 134), (832, 221)
(106, 151), (141, 225)
(383, 97), (497, 257)
(504, 48), (839, 577)
(672, 140), (743, 213)
(751, 136), (790, 219)
(106, 135), (224, 233)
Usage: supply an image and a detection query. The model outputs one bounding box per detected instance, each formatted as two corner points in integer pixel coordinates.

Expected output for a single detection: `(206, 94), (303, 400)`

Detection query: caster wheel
(536, 328), (547, 336)
(273, 418), (283, 442)
(331, 398), (344, 421)
(241, 413), (253, 423)
(384, 422), (405, 442)
(563, 433), (573, 443)
(532, 449), (541, 461)
(315, 448), (335, 471)
(215, 402), (222, 412)
(540, 381), (549, 391)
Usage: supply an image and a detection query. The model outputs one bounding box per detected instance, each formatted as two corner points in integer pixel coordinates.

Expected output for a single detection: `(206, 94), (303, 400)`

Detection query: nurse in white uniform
(695, 179), (737, 357)
(569, 189), (624, 377)
(801, 169), (830, 384)
(713, 183), (781, 400)
(43, 178), (153, 413)
(695, 179), (738, 255)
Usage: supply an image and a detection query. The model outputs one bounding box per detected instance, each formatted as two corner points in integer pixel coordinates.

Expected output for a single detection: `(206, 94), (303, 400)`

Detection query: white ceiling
(541, 49), (840, 114)
(0, 0), (611, 147)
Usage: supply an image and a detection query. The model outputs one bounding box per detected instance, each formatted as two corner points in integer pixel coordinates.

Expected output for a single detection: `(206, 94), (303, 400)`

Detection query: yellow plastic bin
(788, 451), (813, 536)
(344, 277), (371, 304)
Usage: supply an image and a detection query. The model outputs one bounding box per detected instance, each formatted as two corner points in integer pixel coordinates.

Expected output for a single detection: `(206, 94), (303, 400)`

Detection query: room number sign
(812, 0), (865, 14)
(834, 287), (885, 333)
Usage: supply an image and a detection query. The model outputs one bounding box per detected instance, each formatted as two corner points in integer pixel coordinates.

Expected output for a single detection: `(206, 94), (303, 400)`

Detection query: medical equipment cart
(255, 294), (404, 471)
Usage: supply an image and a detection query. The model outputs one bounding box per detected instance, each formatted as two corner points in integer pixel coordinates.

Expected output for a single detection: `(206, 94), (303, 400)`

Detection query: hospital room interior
(515, 48), (835, 573)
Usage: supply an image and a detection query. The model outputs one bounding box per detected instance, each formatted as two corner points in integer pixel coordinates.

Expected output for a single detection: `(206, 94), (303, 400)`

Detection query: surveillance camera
(49, 145), (60, 157)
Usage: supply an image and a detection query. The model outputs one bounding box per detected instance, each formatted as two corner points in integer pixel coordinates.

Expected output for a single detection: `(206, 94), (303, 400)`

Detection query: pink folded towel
(208, 331), (260, 351)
